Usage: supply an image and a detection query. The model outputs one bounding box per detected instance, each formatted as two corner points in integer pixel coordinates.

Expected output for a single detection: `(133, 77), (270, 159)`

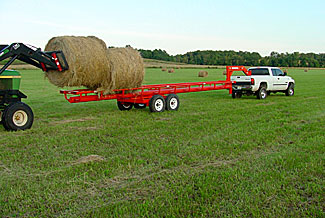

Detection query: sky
(0, 0), (324, 56)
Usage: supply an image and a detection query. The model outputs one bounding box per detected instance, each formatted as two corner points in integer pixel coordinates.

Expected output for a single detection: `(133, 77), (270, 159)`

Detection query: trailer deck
(60, 66), (251, 112)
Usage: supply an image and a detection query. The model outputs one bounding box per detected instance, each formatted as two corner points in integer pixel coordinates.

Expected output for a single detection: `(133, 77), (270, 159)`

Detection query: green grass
(0, 68), (324, 217)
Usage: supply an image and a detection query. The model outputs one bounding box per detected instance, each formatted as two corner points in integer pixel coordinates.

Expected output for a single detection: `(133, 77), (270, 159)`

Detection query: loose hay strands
(44, 36), (144, 93)
(198, 70), (208, 77)
(73, 155), (105, 165)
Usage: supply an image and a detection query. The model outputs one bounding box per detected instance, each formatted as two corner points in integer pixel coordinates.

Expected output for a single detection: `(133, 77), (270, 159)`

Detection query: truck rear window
(250, 68), (269, 75)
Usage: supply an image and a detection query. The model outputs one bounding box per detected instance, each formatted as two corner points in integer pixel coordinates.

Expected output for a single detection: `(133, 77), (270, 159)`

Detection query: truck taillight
(251, 78), (255, 85)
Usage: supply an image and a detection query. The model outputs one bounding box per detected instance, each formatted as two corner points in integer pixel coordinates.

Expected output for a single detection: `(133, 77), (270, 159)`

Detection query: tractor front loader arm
(0, 43), (69, 75)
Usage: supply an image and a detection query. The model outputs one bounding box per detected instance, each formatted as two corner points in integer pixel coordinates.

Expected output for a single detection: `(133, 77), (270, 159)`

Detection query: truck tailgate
(231, 76), (251, 90)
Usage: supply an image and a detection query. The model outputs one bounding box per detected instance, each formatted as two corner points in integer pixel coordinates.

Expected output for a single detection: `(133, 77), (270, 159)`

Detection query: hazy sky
(1, 0), (324, 56)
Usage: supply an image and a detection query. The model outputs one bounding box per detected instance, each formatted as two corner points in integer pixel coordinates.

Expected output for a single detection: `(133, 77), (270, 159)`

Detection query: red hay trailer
(60, 66), (251, 112)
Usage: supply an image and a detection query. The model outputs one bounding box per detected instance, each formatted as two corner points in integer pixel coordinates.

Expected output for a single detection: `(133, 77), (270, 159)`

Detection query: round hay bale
(198, 70), (208, 77)
(168, 68), (175, 73)
(222, 70), (226, 75)
(304, 69), (308, 72)
(44, 36), (110, 89)
(161, 68), (167, 72)
(176, 66), (181, 69)
(105, 47), (144, 93)
(44, 36), (144, 93)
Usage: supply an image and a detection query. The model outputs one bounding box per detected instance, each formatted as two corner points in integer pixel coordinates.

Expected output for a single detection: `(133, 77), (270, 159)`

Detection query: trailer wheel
(149, 95), (165, 112)
(117, 101), (133, 111)
(165, 94), (179, 111)
(257, 87), (267, 99)
(134, 103), (146, 109)
(2, 102), (34, 131)
(232, 91), (242, 99)
(285, 84), (294, 96)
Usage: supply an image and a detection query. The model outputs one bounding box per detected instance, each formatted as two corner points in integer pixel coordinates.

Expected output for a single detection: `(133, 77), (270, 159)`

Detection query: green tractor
(0, 43), (68, 131)
(0, 69), (33, 130)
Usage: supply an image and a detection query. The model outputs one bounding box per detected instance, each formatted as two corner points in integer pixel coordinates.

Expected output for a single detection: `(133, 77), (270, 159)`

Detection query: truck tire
(149, 95), (165, 112)
(232, 91), (242, 99)
(257, 87), (267, 99)
(165, 94), (179, 111)
(285, 84), (294, 96)
(2, 102), (34, 131)
(117, 101), (133, 111)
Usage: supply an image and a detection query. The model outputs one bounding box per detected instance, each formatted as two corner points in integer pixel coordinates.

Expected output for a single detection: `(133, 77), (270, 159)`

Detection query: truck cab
(231, 66), (295, 99)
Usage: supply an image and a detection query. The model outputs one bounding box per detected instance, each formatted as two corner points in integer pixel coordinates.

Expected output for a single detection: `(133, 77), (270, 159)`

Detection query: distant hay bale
(162, 68), (167, 72)
(176, 66), (181, 69)
(105, 47), (144, 93)
(168, 68), (175, 73)
(304, 69), (308, 72)
(198, 70), (208, 77)
(222, 70), (226, 75)
(44, 36), (144, 93)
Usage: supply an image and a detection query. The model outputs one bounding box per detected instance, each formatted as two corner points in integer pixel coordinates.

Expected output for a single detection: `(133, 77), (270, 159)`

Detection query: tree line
(138, 49), (325, 68)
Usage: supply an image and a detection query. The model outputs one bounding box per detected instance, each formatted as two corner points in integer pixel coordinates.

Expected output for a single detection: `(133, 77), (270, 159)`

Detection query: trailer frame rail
(60, 80), (233, 105)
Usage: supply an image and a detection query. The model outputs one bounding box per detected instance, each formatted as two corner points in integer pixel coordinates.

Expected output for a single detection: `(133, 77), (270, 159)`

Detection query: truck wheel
(257, 87), (267, 99)
(165, 94), (179, 111)
(285, 84), (294, 96)
(134, 103), (146, 109)
(149, 95), (165, 112)
(232, 91), (242, 99)
(3, 102), (34, 131)
(117, 101), (133, 111)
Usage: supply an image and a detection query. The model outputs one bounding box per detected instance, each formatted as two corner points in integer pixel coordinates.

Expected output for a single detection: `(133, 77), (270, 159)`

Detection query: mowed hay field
(0, 68), (324, 217)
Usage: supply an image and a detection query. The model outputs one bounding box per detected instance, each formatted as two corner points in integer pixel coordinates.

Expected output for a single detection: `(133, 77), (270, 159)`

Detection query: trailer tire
(117, 101), (133, 111)
(285, 84), (294, 96)
(165, 94), (179, 111)
(3, 102), (34, 131)
(134, 103), (146, 109)
(149, 95), (165, 112)
(257, 87), (267, 99)
(232, 91), (242, 99)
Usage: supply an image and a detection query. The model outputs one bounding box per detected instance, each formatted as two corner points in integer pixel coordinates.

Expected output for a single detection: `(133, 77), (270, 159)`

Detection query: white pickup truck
(231, 67), (295, 99)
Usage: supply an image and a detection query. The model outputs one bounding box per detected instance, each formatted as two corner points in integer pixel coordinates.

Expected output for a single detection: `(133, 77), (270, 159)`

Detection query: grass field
(0, 68), (324, 217)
